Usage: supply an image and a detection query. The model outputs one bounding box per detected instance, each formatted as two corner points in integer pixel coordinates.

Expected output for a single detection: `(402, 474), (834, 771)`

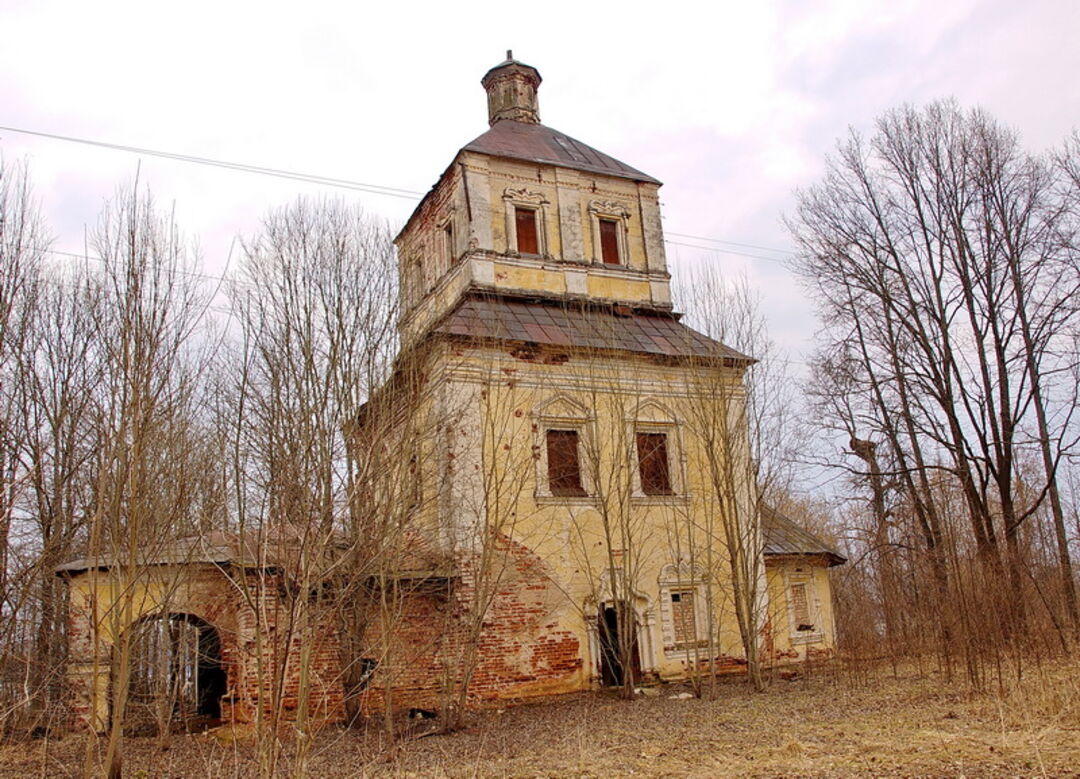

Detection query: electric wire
(2, 123), (795, 264)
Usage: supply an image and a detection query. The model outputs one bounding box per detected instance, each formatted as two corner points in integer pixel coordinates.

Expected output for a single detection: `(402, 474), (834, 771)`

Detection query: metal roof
(56, 529), (450, 580)
(762, 506), (846, 567)
(463, 120), (661, 185)
(435, 294), (750, 361)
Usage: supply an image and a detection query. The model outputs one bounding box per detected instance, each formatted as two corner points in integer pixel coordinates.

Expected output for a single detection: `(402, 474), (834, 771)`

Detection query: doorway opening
(598, 601), (640, 687)
(122, 613), (226, 733)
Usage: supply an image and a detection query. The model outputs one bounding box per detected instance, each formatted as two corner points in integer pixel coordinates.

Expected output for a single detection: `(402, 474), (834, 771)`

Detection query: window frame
(545, 428), (587, 497)
(503, 187), (550, 257)
(784, 569), (825, 645)
(588, 199), (631, 266)
(628, 401), (685, 501)
(532, 395), (594, 502)
(440, 215), (457, 266)
(635, 431), (674, 496)
(658, 561), (709, 651)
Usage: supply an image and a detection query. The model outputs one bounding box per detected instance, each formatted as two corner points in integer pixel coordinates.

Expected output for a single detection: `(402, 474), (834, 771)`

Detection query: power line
(0, 125), (425, 200)
(666, 231), (790, 256)
(5, 123), (795, 265)
(665, 239), (788, 265)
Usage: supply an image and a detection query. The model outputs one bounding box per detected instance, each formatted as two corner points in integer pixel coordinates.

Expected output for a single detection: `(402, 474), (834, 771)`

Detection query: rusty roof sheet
(762, 506), (846, 567)
(463, 120), (661, 185)
(434, 295), (749, 361)
(56, 529), (452, 580)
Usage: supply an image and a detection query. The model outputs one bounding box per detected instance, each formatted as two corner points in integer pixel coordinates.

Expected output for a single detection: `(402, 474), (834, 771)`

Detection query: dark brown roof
(435, 294), (749, 361)
(463, 120), (661, 185)
(762, 506), (846, 567)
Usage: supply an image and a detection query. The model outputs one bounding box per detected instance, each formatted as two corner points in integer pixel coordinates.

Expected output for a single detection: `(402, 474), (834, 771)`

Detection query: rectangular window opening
(546, 429), (586, 497)
(790, 583), (814, 631)
(444, 222), (456, 264)
(672, 589), (696, 644)
(599, 218), (620, 264)
(636, 432), (673, 495)
(515, 207), (539, 255)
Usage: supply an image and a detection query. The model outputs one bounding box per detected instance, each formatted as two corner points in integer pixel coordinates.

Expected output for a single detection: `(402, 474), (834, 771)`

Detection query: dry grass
(3, 661), (1079, 777)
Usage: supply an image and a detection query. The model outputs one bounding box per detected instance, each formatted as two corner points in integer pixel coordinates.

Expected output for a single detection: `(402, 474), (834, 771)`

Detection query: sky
(2, 0), (1078, 373)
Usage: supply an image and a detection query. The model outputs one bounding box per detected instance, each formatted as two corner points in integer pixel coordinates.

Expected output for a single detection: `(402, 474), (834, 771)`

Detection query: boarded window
(790, 583), (813, 630)
(636, 432), (673, 495)
(671, 590), (697, 644)
(515, 207), (539, 255)
(599, 218), (620, 264)
(546, 429), (586, 496)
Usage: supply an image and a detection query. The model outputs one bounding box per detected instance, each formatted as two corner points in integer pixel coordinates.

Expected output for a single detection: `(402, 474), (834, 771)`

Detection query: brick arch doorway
(119, 613), (227, 733)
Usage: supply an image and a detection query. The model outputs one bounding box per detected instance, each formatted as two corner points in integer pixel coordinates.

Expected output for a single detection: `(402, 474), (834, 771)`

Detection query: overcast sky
(3, 0), (1078, 370)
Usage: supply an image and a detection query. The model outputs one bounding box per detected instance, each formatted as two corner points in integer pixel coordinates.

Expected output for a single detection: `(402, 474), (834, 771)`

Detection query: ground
(3, 662), (1078, 777)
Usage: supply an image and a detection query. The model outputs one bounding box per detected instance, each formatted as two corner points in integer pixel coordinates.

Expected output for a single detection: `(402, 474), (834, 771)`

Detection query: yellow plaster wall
(766, 560), (838, 660)
(395, 150), (671, 350)
(429, 345), (837, 686)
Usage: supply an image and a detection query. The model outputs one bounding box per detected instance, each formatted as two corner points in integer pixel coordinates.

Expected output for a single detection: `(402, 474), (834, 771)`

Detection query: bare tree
(79, 184), (211, 778)
(789, 101), (1080, 676)
(677, 269), (798, 691)
(226, 197), (398, 775)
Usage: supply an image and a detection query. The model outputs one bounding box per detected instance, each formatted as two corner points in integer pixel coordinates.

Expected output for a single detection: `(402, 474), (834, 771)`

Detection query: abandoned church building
(59, 54), (844, 731)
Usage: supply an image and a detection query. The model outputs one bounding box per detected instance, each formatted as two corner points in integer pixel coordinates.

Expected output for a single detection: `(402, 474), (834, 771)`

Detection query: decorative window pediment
(533, 394), (594, 501)
(503, 187), (551, 258)
(588, 200), (631, 265)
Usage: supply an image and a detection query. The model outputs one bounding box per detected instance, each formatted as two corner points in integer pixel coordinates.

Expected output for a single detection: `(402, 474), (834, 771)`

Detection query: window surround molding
(531, 394), (595, 503)
(658, 561), (710, 652)
(627, 400), (687, 502)
(783, 568), (825, 645)
(584, 567), (658, 677)
(503, 187), (550, 257)
(588, 199), (631, 266)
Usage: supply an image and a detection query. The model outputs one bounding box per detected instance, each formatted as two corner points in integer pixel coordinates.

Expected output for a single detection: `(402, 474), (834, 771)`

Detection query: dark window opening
(599, 218), (620, 264)
(636, 432), (673, 495)
(515, 207), (539, 255)
(547, 429), (586, 496)
(444, 222), (456, 264)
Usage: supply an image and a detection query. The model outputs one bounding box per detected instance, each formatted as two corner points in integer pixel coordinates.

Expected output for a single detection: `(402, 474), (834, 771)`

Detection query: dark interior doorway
(598, 601), (640, 687)
(124, 613), (226, 732)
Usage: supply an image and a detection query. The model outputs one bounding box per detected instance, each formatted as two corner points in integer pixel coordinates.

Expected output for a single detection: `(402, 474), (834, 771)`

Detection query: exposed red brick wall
(357, 535), (583, 716)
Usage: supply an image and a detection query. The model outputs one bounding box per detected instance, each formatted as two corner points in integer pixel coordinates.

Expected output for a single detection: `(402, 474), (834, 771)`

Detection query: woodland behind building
(0, 100), (1079, 776)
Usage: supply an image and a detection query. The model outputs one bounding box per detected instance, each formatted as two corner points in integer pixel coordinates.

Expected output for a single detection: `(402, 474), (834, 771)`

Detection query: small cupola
(481, 51), (541, 126)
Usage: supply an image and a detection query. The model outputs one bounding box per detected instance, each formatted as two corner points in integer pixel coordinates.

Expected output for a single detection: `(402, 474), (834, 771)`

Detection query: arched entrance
(121, 613), (226, 733)
(587, 569), (657, 687)
(598, 600), (641, 687)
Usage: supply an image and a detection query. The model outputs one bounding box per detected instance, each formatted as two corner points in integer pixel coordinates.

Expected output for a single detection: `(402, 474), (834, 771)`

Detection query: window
(784, 571), (824, 643)
(659, 562), (707, 650)
(443, 221), (456, 264)
(546, 429), (586, 496)
(670, 591), (696, 645)
(789, 583), (814, 631)
(515, 207), (539, 255)
(599, 218), (620, 264)
(588, 199), (631, 265)
(636, 432), (673, 495)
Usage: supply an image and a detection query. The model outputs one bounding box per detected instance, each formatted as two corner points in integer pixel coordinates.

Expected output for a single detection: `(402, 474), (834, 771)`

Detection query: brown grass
(3, 661), (1079, 777)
